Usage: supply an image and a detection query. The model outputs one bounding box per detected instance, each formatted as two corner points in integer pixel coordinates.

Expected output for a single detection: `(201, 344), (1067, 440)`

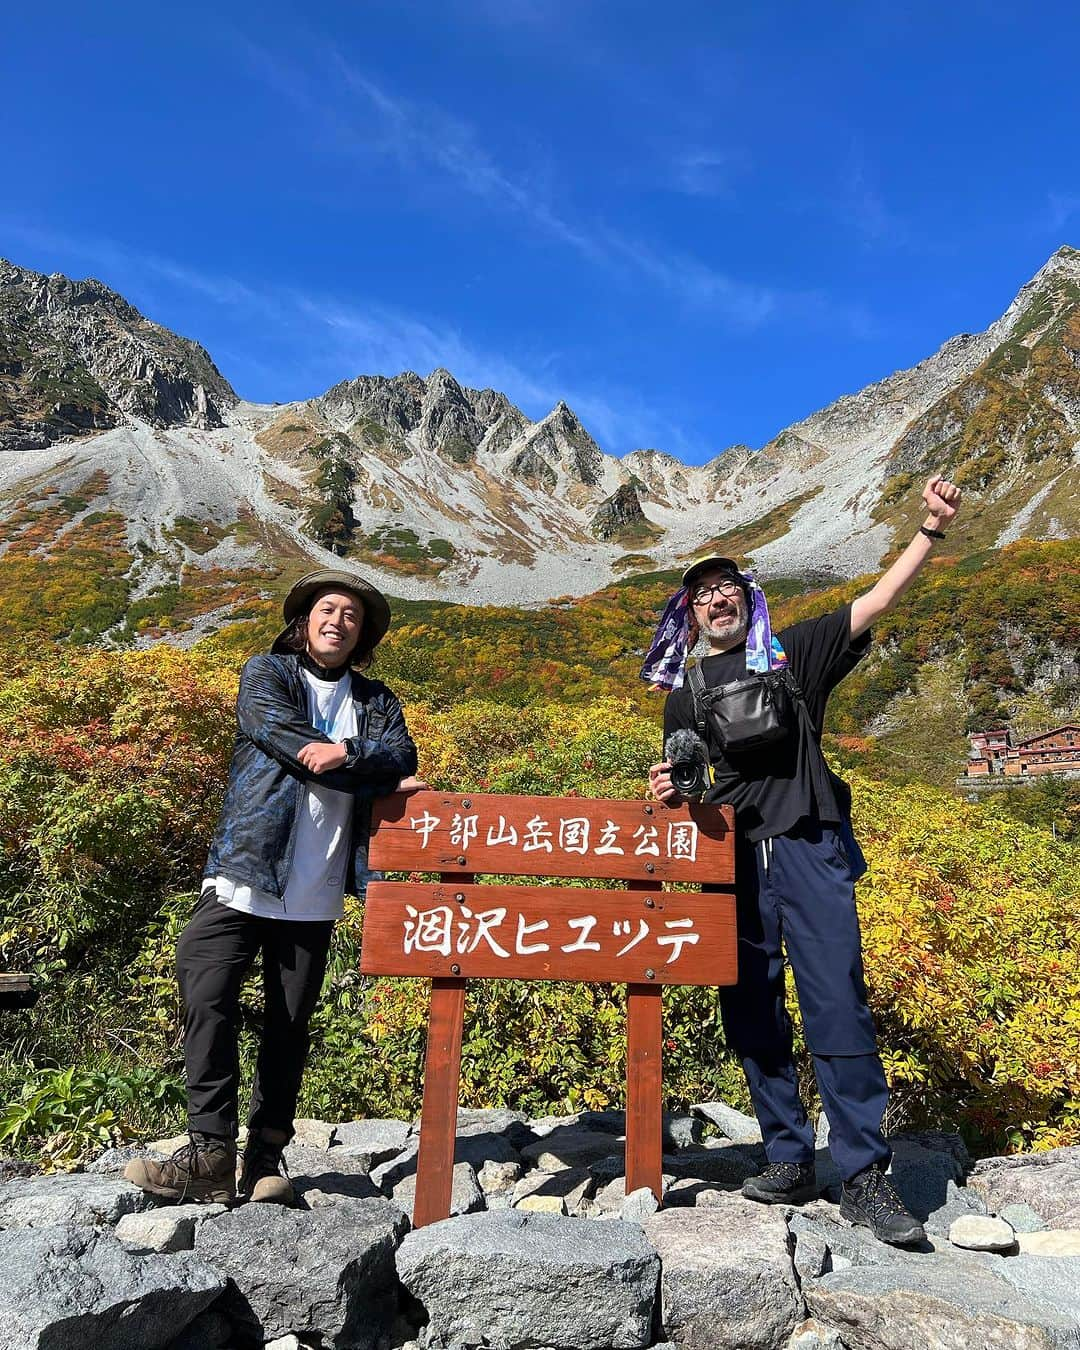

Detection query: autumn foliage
(1, 643), (1077, 1163)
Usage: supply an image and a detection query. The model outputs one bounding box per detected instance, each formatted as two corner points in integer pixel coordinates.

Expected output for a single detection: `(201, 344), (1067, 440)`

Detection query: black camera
(664, 729), (711, 802)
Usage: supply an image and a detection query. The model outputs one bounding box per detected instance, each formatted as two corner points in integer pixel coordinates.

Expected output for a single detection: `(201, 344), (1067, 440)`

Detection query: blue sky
(4, 0), (1079, 462)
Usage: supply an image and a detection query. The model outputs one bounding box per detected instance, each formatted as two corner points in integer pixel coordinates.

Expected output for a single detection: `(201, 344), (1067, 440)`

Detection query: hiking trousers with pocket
(716, 821), (891, 1181)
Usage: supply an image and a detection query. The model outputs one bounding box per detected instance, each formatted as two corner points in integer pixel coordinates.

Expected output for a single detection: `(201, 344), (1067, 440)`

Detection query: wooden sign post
(360, 791), (737, 1227)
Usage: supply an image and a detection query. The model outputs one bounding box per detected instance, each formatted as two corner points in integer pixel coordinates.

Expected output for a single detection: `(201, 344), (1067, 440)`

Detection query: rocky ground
(2, 1103), (1079, 1349)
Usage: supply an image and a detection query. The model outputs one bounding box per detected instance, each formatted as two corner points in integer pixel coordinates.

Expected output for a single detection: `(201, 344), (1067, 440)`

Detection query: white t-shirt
(216, 666), (359, 922)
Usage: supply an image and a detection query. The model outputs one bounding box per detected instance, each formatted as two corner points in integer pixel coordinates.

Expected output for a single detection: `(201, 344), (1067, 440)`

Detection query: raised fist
(922, 476), (962, 523)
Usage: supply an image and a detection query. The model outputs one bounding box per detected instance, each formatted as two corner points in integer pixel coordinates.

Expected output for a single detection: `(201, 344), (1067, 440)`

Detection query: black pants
(716, 823), (891, 1181)
(175, 887), (335, 1140)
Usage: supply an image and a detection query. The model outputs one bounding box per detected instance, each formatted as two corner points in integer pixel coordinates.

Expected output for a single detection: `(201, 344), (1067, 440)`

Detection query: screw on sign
(361, 791), (736, 1227)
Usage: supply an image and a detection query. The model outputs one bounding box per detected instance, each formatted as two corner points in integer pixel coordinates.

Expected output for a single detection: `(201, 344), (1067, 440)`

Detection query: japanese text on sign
(410, 810), (699, 863)
(402, 903), (701, 968)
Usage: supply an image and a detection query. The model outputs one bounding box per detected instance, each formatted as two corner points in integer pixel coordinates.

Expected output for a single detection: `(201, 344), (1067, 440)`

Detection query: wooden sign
(362, 882), (736, 986)
(368, 791), (734, 884)
(361, 792), (737, 1228)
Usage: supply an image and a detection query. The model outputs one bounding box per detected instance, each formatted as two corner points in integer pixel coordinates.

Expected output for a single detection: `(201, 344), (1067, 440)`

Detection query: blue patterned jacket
(204, 652), (418, 901)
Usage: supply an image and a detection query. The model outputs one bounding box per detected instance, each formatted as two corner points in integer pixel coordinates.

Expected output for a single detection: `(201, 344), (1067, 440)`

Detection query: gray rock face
(923, 1179), (989, 1235)
(194, 1197), (408, 1347)
(949, 1214), (1017, 1252)
(283, 1141), (385, 1204)
(290, 1117), (335, 1149)
(333, 1116), (412, 1167)
(512, 1167), (596, 1217)
(0, 259), (235, 451)
(590, 483), (647, 540)
(804, 1260), (1080, 1350)
(389, 1161), (486, 1222)
(662, 1143), (763, 1188)
(115, 1202), (227, 1253)
(396, 1210), (659, 1349)
(438, 1107), (537, 1152)
(970, 1147), (1080, 1227)
(0, 1223), (225, 1349)
(0, 1172), (157, 1229)
(1001, 1203), (1048, 1234)
(620, 1186), (661, 1222)
(520, 1128), (626, 1172)
(691, 1101), (763, 1144)
(887, 1139), (968, 1227)
(86, 1143), (168, 1175)
(372, 1131), (520, 1193)
(643, 1203), (803, 1349)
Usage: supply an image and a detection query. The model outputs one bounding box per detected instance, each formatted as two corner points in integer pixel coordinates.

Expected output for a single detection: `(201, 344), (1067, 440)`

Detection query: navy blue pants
(717, 822), (891, 1181)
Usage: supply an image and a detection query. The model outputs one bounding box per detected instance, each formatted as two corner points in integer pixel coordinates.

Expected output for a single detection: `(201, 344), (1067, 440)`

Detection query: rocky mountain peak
(0, 258), (236, 452)
(418, 367), (483, 459)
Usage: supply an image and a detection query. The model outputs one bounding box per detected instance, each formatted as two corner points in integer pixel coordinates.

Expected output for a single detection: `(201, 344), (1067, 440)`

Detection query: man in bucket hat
(646, 476), (962, 1246)
(128, 569), (423, 1205)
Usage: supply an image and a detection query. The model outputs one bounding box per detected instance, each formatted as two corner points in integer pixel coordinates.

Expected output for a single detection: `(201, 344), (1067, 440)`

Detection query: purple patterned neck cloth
(640, 569), (787, 691)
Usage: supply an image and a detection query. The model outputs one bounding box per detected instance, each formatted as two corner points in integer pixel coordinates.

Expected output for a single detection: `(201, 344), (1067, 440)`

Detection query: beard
(700, 604), (747, 645)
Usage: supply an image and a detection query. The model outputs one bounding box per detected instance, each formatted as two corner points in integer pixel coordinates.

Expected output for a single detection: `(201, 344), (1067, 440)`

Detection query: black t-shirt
(662, 603), (870, 842)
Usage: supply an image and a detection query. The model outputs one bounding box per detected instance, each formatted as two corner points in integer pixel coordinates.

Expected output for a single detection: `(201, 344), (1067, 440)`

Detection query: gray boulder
(948, 1214), (1017, 1253)
(804, 1259), (1080, 1349)
(662, 1143), (763, 1188)
(389, 1161), (486, 1222)
(521, 1128), (630, 1172)
(372, 1132), (520, 1193)
(643, 1203), (803, 1348)
(283, 1142), (385, 1205)
(165, 1306), (234, 1350)
(194, 1196), (408, 1347)
(86, 1143), (167, 1175)
(664, 1116), (705, 1151)
(969, 1147), (1080, 1228)
(0, 1222), (225, 1349)
(331, 1117), (411, 1168)
(512, 1167), (596, 1217)
(1001, 1203), (1047, 1234)
(995, 1253), (1080, 1324)
(691, 1101), (763, 1144)
(396, 1210), (659, 1349)
(886, 1138), (967, 1225)
(115, 1202), (227, 1253)
(0, 1172), (157, 1229)
(923, 1179), (989, 1236)
(440, 1108), (537, 1151)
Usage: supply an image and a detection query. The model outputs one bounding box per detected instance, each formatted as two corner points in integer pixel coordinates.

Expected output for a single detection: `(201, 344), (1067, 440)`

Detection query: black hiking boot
(124, 1131), (237, 1204)
(742, 1160), (818, 1205)
(239, 1127), (295, 1205)
(840, 1163), (926, 1246)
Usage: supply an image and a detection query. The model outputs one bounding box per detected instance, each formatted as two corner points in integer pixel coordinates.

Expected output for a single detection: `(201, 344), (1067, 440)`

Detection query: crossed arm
(237, 656), (425, 793)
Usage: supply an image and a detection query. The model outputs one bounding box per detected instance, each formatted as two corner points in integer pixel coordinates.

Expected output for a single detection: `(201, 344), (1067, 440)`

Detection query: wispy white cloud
(1045, 192), (1080, 234)
(668, 148), (743, 198)
(0, 216), (705, 455)
(235, 41), (869, 336)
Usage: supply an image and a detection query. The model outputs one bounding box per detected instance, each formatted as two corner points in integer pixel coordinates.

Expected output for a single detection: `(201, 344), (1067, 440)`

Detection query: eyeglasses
(690, 580), (743, 604)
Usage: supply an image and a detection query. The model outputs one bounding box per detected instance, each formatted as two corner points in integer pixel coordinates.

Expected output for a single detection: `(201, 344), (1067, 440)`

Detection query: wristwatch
(919, 525), (946, 541)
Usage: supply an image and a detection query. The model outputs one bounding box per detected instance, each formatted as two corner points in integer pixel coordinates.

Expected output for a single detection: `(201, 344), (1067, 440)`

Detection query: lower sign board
(360, 881), (737, 986)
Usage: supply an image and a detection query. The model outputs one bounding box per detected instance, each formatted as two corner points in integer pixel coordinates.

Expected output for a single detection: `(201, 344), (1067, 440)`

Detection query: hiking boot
(840, 1163), (926, 1246)
(239, 1127), (294, 1205)
(124, 1132), (237, 1204)
(742, 1160), (818, 1205)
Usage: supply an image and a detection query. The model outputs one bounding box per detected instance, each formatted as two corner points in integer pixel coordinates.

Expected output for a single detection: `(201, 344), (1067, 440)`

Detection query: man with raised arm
(127, 569), (424, 1206)
(646, 477), (962, 1246)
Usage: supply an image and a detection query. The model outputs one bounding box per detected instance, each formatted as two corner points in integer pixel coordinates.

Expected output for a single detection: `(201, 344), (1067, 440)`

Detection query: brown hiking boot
(240, 1127), (295, 1205)
(124, 1132), (237, 1204)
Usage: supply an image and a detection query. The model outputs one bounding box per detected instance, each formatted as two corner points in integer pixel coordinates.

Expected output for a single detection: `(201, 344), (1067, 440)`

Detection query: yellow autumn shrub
(1, 648), (1077, 1157)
